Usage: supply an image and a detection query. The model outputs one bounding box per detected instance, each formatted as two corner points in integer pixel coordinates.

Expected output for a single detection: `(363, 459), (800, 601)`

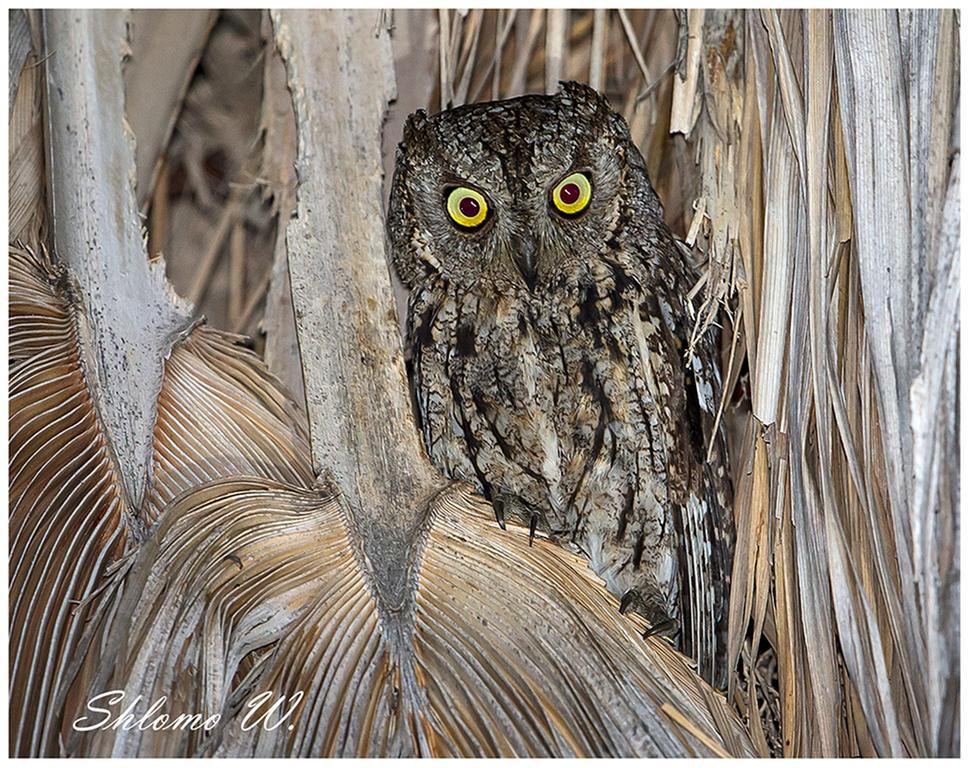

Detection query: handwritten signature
(71, 690), (305, 733)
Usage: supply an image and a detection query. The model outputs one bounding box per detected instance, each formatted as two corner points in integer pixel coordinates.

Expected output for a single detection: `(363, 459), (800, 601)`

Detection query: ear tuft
(557, 81), (612, 113)
(403, 109), (429, 145)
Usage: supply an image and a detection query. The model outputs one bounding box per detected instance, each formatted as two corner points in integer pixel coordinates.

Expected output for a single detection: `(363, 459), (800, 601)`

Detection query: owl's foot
(618, 589), (638, 615)
(619, 589), (679, 639)
(491, 495), (547, 546)
(641, 617), (678, 639)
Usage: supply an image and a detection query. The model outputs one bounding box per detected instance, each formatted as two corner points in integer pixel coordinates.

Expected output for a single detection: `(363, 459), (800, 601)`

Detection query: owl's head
(387, 82), (665, 294)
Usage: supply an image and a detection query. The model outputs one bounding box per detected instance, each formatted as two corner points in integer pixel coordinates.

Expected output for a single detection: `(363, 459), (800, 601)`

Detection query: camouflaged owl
(387, 82), (734, 686)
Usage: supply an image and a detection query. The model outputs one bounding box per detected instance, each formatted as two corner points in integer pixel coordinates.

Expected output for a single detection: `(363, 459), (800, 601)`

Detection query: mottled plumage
(387, 83), (733, 686)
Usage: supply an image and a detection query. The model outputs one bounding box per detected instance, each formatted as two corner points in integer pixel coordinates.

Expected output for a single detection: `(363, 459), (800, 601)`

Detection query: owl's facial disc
(387, 83), (660, 294)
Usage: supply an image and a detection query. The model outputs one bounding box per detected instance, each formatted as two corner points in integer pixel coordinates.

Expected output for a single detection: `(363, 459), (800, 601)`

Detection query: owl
(387, 82), (733, 687)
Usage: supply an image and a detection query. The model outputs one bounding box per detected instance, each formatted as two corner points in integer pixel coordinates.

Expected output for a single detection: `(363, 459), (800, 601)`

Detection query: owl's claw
(619, 590), (678, 637)
(642, 617), (678, 639)
(491, 498), (507, 530)
(619, 589), (636, 615)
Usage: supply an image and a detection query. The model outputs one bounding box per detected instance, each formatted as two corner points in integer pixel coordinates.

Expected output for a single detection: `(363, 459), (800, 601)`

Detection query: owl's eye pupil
(558, 183), (581, 205)
(458, 196), (480, 219)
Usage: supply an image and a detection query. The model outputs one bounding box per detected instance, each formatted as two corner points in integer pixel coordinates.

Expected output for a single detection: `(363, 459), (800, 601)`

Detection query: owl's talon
(620, 590), (678, 638)
(642, 617), (678, 639)
(528, 514), (538, 547)
(619, 590), (636, 615)
(492, 498), (507, 530)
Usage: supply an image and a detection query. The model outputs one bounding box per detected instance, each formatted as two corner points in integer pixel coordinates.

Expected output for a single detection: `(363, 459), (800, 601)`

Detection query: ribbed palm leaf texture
(8, 244), (750, 757)
(8, 244), (313, 756)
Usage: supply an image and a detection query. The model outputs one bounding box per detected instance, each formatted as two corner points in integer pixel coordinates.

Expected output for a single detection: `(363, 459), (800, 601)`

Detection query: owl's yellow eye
(446, 187), (489, 229)
(551, 172), (592, 216)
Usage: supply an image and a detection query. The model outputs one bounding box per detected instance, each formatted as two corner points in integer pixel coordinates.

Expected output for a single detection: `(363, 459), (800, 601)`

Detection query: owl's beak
(511, 233), (538, 291)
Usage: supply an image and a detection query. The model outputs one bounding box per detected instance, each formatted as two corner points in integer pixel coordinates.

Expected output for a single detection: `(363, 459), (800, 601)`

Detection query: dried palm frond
(125, 10), (216, 207)
(144, 11), (278, 343)
(8, 9), (313, 755)
(147, 325), (313, 521)
(9, 245), (128, 757)
(8, 9), (46, 245)
(84, 478), (752, 758)
(663, 9), (959, 757)
(8, 241), (313, 756)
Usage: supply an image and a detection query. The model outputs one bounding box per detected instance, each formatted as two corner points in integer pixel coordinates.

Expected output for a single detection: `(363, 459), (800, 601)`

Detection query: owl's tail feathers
(676, 489), (729, 690)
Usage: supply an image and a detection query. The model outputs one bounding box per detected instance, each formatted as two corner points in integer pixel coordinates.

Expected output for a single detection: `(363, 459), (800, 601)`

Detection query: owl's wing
(634, 286), (733, 689)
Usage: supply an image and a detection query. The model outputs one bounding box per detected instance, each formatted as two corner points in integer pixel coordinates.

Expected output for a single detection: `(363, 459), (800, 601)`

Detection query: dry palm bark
(258, 11), (305, 410)
(69, 9), (752, 758)
(8, 10), (312, 756)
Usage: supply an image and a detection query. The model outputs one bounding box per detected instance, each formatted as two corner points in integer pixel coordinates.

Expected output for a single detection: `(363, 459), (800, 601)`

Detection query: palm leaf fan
(8, 240), (312, 755)
(79, 478), (753, 758)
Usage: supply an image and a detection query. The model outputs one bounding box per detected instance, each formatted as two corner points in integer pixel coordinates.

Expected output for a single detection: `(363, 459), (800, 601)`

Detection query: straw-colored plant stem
(663, 9), (959, 757)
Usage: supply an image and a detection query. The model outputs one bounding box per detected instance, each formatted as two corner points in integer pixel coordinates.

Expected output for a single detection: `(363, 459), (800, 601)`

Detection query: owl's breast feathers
(407, 241), (733, 687)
